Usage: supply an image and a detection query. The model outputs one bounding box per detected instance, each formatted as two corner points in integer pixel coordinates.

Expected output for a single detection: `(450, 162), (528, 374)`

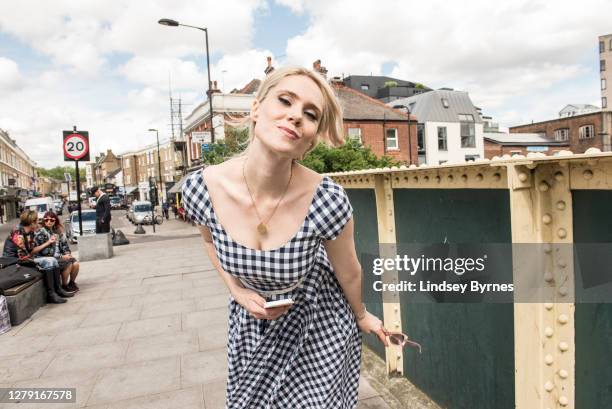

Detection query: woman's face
(250, 75), (325, 159)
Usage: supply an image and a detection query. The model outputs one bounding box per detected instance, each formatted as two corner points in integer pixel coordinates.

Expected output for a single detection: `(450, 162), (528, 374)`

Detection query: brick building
(509, 111), (612, 153)
(484, 133), (568, 158)
(333, 82), (417, 164)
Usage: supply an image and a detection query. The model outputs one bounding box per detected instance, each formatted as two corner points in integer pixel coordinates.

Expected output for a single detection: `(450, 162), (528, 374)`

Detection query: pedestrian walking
(162, 201), (169, 220)
(0, 203), (4, 224)
(91, 186), (111, 233)
(171, 202), (178, 219)
(182, 67), (408, 409)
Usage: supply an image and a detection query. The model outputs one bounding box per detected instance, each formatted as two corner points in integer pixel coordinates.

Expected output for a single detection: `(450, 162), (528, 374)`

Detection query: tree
(201, 127), (249, 166)
(383, 80), (398, 88)
(37, 166), (85, 181)
(300, 139), (401, 173)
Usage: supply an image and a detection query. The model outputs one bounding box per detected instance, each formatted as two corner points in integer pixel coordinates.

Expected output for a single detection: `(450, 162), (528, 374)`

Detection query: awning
(168, 173), (192, 194)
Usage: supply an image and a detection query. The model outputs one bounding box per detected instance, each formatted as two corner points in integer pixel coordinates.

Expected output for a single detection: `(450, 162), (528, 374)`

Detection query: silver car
(67, 209), (97, 243)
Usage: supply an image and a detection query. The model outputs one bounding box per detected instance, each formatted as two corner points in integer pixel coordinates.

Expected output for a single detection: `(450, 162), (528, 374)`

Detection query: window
(348, 128), (362, 143)
(510, 150), (522, 156)
(386, 128), (398, 150)
(438, 127), (447, 151)
(439, 160), (447, 165)
(601, 60), (606, 72)
(603, 78), (607, 90)
(554, 128), (569, 141)
(417, 124), (425, 153)
(360, 84), (369, 91)
(601, 41), (606, 53)
(579, 125), (595, 139)
(603, 97), (608, 109)
(441, 98), (449, 108)
(458, 114), (476, 148)
(465, 155), (480, 161)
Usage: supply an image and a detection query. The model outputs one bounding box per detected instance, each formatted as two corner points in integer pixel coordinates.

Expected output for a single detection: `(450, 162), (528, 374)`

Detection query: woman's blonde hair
(20, 210), (38, 227)
(230, 67), (345, 157)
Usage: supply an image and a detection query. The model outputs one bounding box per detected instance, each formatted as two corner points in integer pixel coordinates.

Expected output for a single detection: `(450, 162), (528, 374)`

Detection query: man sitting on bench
(2, 210), (73, 304)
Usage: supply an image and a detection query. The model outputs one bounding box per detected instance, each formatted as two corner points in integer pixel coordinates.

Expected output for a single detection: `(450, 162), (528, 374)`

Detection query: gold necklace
(242, 157), (293, 235)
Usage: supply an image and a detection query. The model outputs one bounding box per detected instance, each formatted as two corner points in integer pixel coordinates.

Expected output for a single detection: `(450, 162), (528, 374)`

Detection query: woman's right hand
(232, 287), (292, 320)
(47, 235), (57, 244)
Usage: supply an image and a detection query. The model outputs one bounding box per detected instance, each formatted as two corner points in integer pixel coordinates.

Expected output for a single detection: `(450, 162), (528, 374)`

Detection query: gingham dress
(182, 170), (362, 409)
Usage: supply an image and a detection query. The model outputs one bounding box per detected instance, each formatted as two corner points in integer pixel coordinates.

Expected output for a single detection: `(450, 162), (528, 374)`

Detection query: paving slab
(42, 341), (128, 376)
(125, 331), (199, 363)
(180, 349), (228, 388)
(115, 314), (182, 341)
(87, 357), (181, 406)
(140, 299), (197, 319)
(103, 386), (204, 409)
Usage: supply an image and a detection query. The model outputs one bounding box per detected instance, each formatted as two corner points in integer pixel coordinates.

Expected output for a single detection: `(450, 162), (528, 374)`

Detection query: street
(0, 214), (396, 409)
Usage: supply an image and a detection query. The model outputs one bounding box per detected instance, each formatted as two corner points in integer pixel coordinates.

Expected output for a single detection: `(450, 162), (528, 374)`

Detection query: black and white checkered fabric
(182, 170), (362, 409)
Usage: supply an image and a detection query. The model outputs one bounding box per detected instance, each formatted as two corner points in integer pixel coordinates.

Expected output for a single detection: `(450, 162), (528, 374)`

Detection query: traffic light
(149, 187), (159, 206)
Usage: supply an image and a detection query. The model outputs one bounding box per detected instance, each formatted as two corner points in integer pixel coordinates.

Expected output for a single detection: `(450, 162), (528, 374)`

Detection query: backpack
(0, 258), (41, 295)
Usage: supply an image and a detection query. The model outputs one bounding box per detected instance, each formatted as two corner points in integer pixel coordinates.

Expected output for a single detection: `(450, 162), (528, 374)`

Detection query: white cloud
(210, 49), (275, 92)
(274, 0), (306, 14)
(284, 0), (611, 124)
(0, 58), (25, 92)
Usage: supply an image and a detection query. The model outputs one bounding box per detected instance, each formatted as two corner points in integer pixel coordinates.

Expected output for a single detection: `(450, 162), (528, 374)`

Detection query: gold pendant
(257, 223), (267, 235)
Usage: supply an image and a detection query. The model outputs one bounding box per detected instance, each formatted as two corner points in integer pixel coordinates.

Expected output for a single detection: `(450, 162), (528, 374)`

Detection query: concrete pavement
(0, 216), (396, 408)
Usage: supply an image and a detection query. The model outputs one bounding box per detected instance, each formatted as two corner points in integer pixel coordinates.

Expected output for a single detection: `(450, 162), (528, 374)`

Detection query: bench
(4, 277), (46, 326)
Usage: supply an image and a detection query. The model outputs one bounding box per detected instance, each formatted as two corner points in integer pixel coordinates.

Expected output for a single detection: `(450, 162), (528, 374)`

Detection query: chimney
(211, 80), (220, 93)
(312, 59), (328, 78)
(264, 56), (275, 75)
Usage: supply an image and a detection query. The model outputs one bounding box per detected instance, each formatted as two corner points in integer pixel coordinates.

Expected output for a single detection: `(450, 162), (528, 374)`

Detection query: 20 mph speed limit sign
(63, 130), (90, 161)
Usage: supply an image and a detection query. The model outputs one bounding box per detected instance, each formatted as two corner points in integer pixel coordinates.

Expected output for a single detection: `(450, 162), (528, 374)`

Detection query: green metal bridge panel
(346, 188), (385, 359)
(573, 190), (612, 408)
(394, 189), (514, 409)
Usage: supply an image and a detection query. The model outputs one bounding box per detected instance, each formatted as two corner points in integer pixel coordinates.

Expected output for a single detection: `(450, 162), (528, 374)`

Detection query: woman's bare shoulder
(294, 162), (324, 184)
(202, 157), (243, 186)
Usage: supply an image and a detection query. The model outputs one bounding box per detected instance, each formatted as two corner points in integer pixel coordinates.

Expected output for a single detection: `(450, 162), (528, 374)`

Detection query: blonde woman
(182, 67), (388, 408)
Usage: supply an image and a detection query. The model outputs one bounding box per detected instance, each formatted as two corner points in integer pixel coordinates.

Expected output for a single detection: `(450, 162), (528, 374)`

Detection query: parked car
(53, 199), (63, 215)
(88, 197), (97, 209)
(67, 209), (97, 243)
(130, 200), (152, 225)
(25, 197), (54, 221)
(109, 196), (122, 210)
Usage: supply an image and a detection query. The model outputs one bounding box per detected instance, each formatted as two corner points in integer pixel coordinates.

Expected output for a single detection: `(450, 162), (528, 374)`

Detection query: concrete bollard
(78, 233), (114, 261)
(134, 224), (145, 234)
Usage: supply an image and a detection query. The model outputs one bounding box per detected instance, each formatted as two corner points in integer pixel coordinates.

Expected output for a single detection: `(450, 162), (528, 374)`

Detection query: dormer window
(441, 98), (449, 108)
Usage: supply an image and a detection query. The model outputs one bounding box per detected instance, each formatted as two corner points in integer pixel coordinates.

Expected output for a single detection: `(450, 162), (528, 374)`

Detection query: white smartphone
(264, 298), (294, 309)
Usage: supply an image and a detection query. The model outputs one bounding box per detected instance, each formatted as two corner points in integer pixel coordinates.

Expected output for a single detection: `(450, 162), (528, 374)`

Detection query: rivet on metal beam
(435, 176), (441, 183)
(557, 258), (567, 268)
(544, 327), (554, 337)
(448, 174), (454, 182)
(518, 172), (528, 182)
(583, 169), (594, 180)
(476, 173), (483, 181)
(559, 341), (569, 352)
(558, 396), (569, 406)
(493, 173), (501, 181)
(424, 176), (430, 182)
(554, 171), (564, 182)
(544, 302), (554, 310)
(461, 174), (468, 182)
(538, 181), (550, 192)
(557, 228), (567, 239)
(413, 176), (418, 183)
(545, 354), (554, 365)
(559, 286), (568, 297)
(544, 271), (554, 283)
(558, 314), (568, 324)
(543, 244), (552, 254)
(558, 369), (568, 379)
(542, 214), (552, 224)
(544, 381), (554, 392)
(556, 201), (566, 211)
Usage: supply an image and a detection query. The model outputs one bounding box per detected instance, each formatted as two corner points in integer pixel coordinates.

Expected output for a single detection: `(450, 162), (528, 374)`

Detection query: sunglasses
(43, 218), (56, 222)
(383, 328), (422, 353)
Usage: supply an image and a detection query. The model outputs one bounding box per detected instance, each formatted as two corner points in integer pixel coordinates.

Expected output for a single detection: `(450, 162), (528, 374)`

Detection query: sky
(0, 0), (610, 168)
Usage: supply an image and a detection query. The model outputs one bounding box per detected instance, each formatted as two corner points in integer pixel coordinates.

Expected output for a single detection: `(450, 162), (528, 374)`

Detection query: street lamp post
(393, 104), (413, 165)
(158, 18), (215, 144)
(148, 129), (164, 205)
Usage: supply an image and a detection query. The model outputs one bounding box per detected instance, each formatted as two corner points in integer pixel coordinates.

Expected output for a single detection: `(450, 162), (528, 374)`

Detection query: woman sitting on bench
(34, 211), (80, 293)
(2, 210), (73, 304)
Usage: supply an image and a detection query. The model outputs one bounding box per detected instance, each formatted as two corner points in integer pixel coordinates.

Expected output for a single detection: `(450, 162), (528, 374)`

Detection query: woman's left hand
(357, 311), (389, 347)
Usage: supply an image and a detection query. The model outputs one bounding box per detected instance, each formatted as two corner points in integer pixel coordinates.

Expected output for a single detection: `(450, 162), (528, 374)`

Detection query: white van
(131, 200), (152, 224)
(24, 197), (54, 220)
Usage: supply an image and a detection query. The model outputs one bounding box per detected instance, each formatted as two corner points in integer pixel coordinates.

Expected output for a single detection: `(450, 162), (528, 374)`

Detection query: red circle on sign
(63, 134), (89, 160)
